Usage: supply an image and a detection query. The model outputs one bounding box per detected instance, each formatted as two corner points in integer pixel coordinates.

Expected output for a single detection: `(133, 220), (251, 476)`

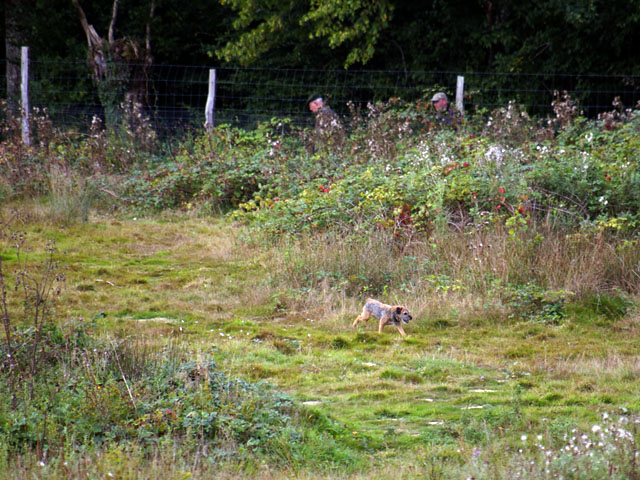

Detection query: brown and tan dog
(352, 298), (413, 337)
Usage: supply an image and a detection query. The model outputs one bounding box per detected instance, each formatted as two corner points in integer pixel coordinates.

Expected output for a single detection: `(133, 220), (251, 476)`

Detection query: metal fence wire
(2, 59), (640, 135)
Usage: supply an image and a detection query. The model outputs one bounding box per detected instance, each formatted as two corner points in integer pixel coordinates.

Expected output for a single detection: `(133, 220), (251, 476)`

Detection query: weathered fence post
(456, 75), (464, 114)
(21, 46), (30, 145)
(205, 68), (216, 131)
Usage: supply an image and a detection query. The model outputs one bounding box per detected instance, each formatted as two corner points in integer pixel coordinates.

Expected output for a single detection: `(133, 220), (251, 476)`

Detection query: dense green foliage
(214, 0), (640, 73)
(2, 0), (639, 72)
(3, 1), (638, 136)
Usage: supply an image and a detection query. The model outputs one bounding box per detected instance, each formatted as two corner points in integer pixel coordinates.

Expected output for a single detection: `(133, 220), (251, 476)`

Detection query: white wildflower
(485, 144), (505, 166)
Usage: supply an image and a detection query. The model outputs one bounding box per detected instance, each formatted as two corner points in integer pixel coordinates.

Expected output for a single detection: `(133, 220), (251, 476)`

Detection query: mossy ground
(2, 214), (639, 478)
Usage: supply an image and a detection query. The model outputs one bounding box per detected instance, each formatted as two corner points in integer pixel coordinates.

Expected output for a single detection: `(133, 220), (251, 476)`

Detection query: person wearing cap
(307, 94), (326, 114)
(306, 93), (343, 142)
(430, 92), (461, 128)
(431, 92), (449, 112)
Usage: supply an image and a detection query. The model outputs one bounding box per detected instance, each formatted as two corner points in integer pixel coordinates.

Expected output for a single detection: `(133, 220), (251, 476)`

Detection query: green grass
(1, 213), (639, 479)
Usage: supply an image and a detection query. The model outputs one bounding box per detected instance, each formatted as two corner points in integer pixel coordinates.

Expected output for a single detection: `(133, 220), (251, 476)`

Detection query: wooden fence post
(205, 68), (216, 131)
(21, 46), (30, 145)
(456, 75), (464, 114)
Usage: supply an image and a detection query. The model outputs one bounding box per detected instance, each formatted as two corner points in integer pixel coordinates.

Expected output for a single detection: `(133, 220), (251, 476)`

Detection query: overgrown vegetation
(1, 93), (640, 478)
(0, 221), (359, 478)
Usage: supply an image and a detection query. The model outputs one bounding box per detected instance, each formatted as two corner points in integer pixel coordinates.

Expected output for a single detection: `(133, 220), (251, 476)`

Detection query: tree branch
(71, 0), (105, 51)
(71, 0), (94, 50)
(108, 0), (119, 44)
(71, 0), (107, 78)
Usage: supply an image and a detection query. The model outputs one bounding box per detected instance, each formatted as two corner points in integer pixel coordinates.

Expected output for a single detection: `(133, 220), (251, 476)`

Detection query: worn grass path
(12, 214), (640, 471)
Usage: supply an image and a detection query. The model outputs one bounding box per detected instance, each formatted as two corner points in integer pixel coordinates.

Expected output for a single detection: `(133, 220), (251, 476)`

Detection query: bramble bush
(219, 96), (640, 308)
(4, 94), (639, 234)
(219, 95), (640, 241)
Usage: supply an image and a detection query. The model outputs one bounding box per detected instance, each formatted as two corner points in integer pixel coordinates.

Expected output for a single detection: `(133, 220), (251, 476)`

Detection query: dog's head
(394, 306), (412, 324)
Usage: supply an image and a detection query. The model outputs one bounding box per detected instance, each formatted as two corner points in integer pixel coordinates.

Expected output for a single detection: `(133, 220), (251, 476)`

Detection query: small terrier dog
(352, 298), (413, 337)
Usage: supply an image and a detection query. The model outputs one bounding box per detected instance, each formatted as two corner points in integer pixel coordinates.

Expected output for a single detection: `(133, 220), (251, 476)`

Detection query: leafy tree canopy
(211, 0), (640, 73)
(1, 0), (639, 73)
(215, 0), (393, 68)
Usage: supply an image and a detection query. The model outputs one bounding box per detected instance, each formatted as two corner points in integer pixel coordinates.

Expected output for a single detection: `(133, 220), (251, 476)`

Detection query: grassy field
(2, 211), (639, 479)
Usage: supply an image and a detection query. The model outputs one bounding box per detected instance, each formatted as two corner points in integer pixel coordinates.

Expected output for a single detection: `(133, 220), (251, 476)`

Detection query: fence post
(21, 46), (30, 145)
(205, 68), (216, 131)
(455, 75), (464, 114)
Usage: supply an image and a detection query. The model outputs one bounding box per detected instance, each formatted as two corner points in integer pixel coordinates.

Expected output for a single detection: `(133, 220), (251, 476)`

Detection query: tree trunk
(71, 0), (155, 130)
(5, 0), (31, 114)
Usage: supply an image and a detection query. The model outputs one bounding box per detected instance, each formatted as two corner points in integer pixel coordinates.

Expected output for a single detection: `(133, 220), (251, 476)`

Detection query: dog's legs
(352, 310), (369, 329)
(395, 324), (407, 337)
(378, 318), (386, 334)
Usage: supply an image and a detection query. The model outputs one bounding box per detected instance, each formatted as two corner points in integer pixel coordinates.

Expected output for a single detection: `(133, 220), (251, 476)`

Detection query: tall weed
(267, 220), (639, 325)
(45, 165), (96, 224)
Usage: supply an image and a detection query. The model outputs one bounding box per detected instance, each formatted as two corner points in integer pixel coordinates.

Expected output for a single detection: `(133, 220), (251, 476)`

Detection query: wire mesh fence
(2, 59), (639, 136)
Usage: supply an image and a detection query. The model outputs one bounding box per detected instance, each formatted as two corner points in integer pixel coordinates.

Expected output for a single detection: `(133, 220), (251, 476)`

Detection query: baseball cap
(431, 92), (448, 102)
(306, 93), (322, 105)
